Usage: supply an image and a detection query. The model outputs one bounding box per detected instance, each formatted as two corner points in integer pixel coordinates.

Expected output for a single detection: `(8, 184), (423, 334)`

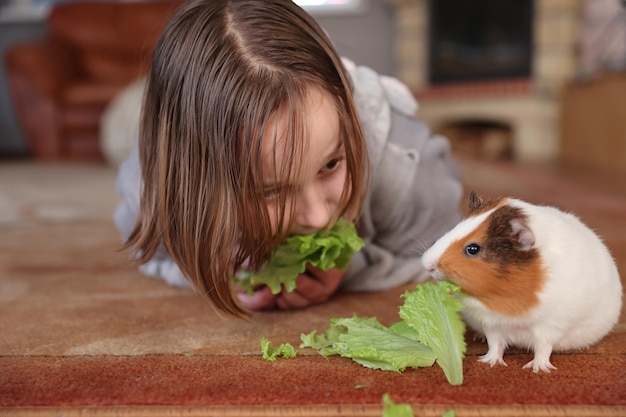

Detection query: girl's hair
(126, 0), (369, 317)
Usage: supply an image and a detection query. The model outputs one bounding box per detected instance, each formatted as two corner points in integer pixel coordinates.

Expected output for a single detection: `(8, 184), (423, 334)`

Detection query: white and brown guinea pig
(422, 192), (623, 372)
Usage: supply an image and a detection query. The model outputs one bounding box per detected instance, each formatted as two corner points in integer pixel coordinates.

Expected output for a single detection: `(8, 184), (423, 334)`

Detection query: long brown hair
(126, 0), (369, 317)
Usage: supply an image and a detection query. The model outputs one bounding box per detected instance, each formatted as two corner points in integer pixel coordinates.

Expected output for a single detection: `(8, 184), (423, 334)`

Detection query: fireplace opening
(428, 0), (534, 84)
(437, 119), (514, 161)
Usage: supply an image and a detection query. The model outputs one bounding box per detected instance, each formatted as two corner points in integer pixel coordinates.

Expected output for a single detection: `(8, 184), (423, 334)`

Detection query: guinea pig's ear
(468, 191), (483, 212)
(510, 217), (535, 250)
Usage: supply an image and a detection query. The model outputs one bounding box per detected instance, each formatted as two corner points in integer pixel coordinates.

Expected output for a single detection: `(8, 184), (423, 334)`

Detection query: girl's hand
(236, 265), (347, 310)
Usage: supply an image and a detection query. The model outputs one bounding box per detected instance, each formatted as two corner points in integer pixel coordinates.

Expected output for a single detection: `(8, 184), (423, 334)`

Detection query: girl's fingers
(278, 269), (343, 308)
(303, 266), (346, 301)
(276, 289), (311, 309)
(236, 286), (277, 310)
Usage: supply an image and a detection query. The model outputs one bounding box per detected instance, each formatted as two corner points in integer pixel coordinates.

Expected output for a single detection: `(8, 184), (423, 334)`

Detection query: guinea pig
(421, 192), (623, 372)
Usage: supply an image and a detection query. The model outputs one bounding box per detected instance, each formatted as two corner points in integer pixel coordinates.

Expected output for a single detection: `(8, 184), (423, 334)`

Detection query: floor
(0, 156), (625, 416)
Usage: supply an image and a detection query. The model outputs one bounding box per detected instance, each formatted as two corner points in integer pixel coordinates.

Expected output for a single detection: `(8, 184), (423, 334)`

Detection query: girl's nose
(294, 185), (331, 234)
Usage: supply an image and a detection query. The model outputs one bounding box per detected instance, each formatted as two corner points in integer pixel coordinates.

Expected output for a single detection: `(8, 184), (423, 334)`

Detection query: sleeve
(113, 145), (192, 289)
(341, 111), (463, 292)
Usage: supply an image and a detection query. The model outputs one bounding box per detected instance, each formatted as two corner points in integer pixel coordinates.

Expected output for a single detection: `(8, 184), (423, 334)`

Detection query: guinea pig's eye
(464, 243), (482, 258)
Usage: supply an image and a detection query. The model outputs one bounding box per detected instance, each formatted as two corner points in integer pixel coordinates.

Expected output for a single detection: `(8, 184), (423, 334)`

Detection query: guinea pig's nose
(422, 254), (440, 276)
(423, 259), (437, 273)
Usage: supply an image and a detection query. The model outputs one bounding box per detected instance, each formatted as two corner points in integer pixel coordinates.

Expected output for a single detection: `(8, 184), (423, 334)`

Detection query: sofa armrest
(4, 37), (79, 99)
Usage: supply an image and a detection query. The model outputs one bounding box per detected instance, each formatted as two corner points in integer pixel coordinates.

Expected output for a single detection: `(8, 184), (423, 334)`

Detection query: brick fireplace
(389, 0), (582, 162)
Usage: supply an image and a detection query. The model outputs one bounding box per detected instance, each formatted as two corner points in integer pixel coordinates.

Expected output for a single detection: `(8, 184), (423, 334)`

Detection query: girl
(114, 0), (463, 317)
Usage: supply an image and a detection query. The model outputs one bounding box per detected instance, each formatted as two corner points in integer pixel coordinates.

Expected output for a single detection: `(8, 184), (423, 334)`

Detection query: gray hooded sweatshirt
(113, 59), (463, 292)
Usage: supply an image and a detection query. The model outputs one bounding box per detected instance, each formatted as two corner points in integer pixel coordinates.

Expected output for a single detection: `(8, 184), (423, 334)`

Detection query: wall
(560, 73), (626, 177)
(310, 0), (397, 77)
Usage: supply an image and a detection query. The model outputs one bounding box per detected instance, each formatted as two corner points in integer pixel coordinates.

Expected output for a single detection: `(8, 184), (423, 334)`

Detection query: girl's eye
(320, 156), (344, 174)
(263, 187), (281, 200)
(263, 184), (295, 200)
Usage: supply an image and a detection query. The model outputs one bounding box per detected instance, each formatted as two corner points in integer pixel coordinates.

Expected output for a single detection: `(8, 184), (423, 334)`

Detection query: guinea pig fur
(421, 192), (623, 372)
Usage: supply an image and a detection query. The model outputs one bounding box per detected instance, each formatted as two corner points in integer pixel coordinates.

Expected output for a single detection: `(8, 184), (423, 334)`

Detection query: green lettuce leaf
(399, 281), (466, 385)
(301, 315), (436, 372)
(382, 393), (414, 417)
(235, 218), (364, 295)
(260, 337), (296, 361)
(300, 281), (466, 385)
(381, 393), (455, 417)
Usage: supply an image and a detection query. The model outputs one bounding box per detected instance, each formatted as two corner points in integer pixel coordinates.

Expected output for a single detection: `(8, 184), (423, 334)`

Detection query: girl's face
(261, 86), (349, 236)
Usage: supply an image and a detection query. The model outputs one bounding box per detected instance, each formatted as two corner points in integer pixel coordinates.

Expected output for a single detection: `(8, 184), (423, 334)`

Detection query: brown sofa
(4, 0), (184, 160)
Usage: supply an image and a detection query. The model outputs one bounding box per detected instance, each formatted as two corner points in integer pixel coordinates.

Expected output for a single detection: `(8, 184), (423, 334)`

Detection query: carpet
(0, 160), (625, 417)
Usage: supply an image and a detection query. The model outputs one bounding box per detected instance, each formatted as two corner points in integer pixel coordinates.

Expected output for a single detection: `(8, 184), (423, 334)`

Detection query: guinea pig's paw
(479, 337), (507, 367)
(472, 332), (487, 343)
(478, 352), (507, 367)
(522, 357), (557, 373)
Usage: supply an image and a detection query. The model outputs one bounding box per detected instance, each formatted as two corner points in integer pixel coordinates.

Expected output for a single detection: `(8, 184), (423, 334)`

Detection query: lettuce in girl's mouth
(234, 218), (364, 295)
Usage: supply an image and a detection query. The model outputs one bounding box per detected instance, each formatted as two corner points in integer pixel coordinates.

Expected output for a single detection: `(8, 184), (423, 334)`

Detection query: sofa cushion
(61, 82), (128, 107)
(63, 106), (105, 131)
(79, 50), (146, 83)
(49, 0), (184, 81)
